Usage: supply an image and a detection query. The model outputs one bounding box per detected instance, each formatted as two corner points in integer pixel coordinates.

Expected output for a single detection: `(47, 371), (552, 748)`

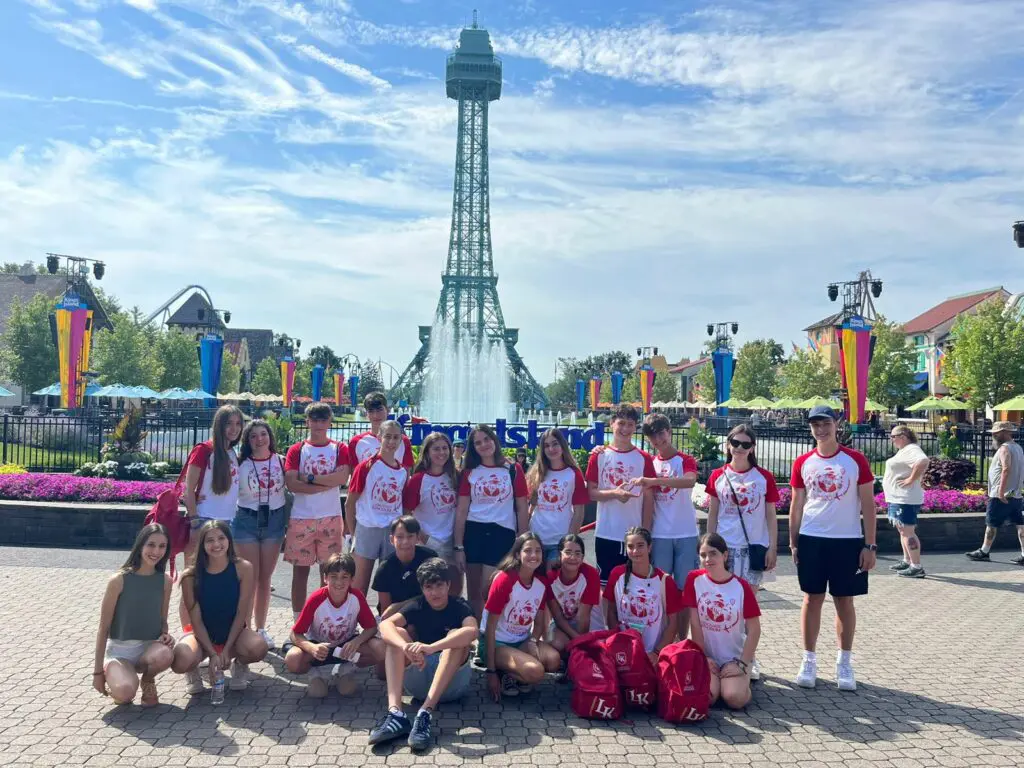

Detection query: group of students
(95, 395), (886, 747)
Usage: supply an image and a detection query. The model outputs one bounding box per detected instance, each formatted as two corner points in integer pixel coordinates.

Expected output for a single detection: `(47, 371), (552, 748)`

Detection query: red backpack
(144, 457), (205, 577)
(566, 630), (622, 721)
(656, 639), (711, 724)
(602, 629), (658, 710)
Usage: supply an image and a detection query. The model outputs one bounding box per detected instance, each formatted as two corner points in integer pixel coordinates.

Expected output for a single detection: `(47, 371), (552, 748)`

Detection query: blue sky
(2, 0), (1022, 387)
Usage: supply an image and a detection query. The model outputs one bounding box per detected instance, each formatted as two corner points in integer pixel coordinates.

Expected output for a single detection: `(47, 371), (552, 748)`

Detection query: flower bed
(0, 474), (174, 503)
(696, 485), (986, 515)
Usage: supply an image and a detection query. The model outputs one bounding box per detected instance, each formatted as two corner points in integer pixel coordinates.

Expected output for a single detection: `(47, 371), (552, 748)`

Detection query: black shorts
(796, 534), (868, 597)
(985, 497), (1024, 527)
(595, 536), (628, 584)
(464, 521), (516, 567)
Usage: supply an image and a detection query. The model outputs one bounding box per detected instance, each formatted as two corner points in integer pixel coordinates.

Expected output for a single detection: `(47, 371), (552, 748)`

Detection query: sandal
(140, 678), (159, 708)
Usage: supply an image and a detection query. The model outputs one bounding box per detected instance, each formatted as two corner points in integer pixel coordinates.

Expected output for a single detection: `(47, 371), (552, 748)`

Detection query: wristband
(453, 545), (465, 552)
(863, 544), (877, 552)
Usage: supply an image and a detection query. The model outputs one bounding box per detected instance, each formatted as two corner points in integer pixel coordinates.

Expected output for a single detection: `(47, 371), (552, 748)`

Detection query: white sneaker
(258, 628), (275, 649)
(795, 658), (817, 688)
(229, 660), (249, 691)
(185, 668), (205, 695)
(749, 659), (761, 681)
(836, 661), (856, 691)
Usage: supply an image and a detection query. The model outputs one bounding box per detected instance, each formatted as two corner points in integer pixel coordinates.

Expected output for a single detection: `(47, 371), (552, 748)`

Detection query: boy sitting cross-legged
(369, 558), (478, 751)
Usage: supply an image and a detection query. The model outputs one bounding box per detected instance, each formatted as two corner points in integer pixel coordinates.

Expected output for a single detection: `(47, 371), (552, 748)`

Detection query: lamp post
(825, 271), (882, 426)
(706, 322), (739, 416)
(46, 252), (107, 288)
(46, 254), (105, 411)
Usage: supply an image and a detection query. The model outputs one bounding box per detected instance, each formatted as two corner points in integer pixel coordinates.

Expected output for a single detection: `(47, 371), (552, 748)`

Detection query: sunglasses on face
(729, 438), (754, 449)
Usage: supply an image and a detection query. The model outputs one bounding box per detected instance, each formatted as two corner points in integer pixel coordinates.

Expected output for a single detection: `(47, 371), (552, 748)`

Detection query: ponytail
(622, 526), (652, 592)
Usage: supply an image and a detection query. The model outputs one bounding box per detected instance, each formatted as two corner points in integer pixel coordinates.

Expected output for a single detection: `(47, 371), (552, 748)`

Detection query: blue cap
(807, 405), (839, 421)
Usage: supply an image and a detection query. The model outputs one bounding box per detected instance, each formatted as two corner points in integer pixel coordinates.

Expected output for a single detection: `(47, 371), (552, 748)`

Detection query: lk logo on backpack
(656, 639), (711, 724)
(601, 629), (658, 710)
(566, 630), (622, 721)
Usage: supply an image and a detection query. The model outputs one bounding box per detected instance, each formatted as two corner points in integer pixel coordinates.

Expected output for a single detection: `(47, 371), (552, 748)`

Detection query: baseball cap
(453, 439), (466, 447)
(991, 420), (1018, 434)
(807, 405), (839, 422)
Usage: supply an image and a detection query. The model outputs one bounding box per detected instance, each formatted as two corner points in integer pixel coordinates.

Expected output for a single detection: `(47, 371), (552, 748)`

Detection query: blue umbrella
(128, 385), (160, 399)
(32, 381), (104, 396)
(185, 388), (217, 400)
(157, 387), (190, 400)
(0, 385), (14, 397)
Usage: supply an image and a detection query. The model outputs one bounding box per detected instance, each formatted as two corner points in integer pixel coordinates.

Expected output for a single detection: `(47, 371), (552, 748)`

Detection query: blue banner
(610, 371), (624, 405)
(712, 347), (734, 416)
(198, 334), (223, 409)
(575, 379), (586, 412)
(311, 364), (325, 402)
(349, 374), (360, 410)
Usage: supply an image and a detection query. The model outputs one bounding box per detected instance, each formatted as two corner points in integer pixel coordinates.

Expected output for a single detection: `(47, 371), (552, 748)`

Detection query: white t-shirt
(585, 447), (656, 541)
(650, 452), (700, 539)
(705, 465), (780, 550)
(546, 564), (601, 626)
(529, 466), (590, 545)
(237, 455), (287, 511)
(458, 463), (528, 530)
(284, 440), (348, 520)
(681, 569), (761, 667)
(791, 446), (874, 538)
(349, 455), (408, 529)
(481, 570), (553, 644)
(186, 441), (239, 521)
(882, 443), (929, 505)
(348, 431), (414, 470)
(291, 586), (377, 644)
(603, 564), (682, 652)
(403, 471), (457, 541)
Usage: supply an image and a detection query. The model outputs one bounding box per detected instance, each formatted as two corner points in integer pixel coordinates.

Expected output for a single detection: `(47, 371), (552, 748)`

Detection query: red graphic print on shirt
(809, 464), (850, 501)
(476, 472), (512, 503)
(430, 481), (457, 511)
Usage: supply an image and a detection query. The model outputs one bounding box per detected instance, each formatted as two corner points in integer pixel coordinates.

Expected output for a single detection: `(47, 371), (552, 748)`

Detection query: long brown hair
(120, 524), (170, 574)
(464, 424), (507, 470)
(238, 418), (277, 463)
(210, 405), (244, 494)
(526, 428), (579, 503)
(182, 520), (238, 596)
(495, 531), (545, 578)
(725, 424), (759, 467)
(413, 431), (458, 491)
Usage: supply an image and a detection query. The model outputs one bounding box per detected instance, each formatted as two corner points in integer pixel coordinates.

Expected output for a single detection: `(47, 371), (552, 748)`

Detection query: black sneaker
(897, 565), (925, 578)
(965, 549), (990, 561)
(889, 560), (911, 571)
(408, 709), (433, 751)
(368, 710), (411, 746)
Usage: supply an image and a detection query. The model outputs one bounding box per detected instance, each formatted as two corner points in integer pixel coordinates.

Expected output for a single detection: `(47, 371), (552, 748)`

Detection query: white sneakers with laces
(795, 657), (817, 689)
(184, 668), (205, 695)
(836, 660), (857, 691)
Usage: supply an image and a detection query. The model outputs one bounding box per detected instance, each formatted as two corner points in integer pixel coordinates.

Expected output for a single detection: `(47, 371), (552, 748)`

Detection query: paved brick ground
(0, 545), (1021, 767)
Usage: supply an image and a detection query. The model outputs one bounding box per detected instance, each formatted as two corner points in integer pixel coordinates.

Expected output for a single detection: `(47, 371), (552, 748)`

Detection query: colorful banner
(610, 371), (624, 405)
(712, 347), (734, 416)
(838, 315), (874, 424)
(280, 357), (296, 408)
(78, 310), (94, 406)
(639, 365), (655, 413)
(311, 364), (325, 403)
(199, 334), (224, 409)
(588, 376), (602, 410)
(54, 291), (90, 409)
(349, 374), (360, 411)
(334, 369), (345, 405)
(575, 379), (586, 412)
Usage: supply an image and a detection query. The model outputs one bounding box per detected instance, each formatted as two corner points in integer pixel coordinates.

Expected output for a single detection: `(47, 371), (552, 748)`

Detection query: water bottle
(211, 670), (225, 705)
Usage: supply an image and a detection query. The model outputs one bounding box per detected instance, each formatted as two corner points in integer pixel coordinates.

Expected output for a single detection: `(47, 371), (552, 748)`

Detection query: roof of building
(803, 312), (843, 332)
(902, 287), (1008, 334)
(166, 292), (222, 328)
(223, 328), (278, 368)
(669, 357), (709, 374)
(0, 274), (112, 336)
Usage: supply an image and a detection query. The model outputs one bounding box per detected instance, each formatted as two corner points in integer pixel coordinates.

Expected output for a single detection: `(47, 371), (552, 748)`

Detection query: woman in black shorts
(454, 425), (529, 617)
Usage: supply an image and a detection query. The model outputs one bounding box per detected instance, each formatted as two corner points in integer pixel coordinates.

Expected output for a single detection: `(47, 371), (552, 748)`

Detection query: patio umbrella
(772, 398), (798, 409)
(255, 393), (282, 402)
(236, 392), (257, 401)
(717, 397), (748, 408)
(184, 388), (217, 400)
(129, 385), (160, 399)
(744, 396), (777, 410)
(218, 392), (242, 401)
(797, 396), (842, 409)
(992, 395), (1024, 411)
(0, 385), (13, 397)
(33, 381), (104, 397)
(864, 398), (889, 412)
(157, 387), (190, 400)
(907, 395), (971, 412)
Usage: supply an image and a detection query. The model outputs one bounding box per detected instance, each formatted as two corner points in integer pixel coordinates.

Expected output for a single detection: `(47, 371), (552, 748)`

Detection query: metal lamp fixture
(92, 262), (105, 280)
(730, 322), (739, 335)
(870, 280), (883, 298)
(1013, 221), (1024, 248)
(706, 324), (714, 337)
(46, 255), (60, 274)
(827, 283), (840, 302)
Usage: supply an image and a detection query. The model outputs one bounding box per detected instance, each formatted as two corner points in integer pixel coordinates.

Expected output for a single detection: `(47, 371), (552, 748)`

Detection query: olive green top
(109, 571), (165, 641)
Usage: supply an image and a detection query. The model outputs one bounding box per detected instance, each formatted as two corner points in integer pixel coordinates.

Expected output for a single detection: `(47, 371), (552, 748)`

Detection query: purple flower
(0, 474), (175, 503)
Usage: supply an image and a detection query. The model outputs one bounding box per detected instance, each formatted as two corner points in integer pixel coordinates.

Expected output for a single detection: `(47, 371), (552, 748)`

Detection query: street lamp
(826, 272), (882, 321)
(45, 253), (107, 287)
(1013, 220), (1024, 248)
(636, 345), (658, 364)
(275, 334), (301, 357)
(706, 322), (739, 349)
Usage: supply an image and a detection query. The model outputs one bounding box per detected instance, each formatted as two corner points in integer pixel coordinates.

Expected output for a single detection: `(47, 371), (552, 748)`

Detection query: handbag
(723, 470), (768, 572)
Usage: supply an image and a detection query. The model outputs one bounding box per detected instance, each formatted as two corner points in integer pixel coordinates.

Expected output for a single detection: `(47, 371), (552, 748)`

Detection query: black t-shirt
(371, 545), (437, 603)
(399, 595), (474, 646)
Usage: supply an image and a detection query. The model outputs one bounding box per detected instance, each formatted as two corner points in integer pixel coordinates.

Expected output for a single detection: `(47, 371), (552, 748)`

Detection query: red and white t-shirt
(603, 564), (681, 652)
(186, 441), (239, 521)
(349, 455), (408, 529)
(650, 452), (700, 539)
(458, 463), (529, 530)
(546, 563), (601, 626)
(706, 465), (780, 550)
(791, 446), (874, 538)
(403, 471), (457, 541)
(585, 447), (656, 541)
(481, 570), (553, 644)
(292, 586), (377, 644)
(284, 440), (349, 520)
(348, 431), (413, 470)
(237, 455), (287, 511)
(681, 569), (760, 667)
(529, 467), (589, 545)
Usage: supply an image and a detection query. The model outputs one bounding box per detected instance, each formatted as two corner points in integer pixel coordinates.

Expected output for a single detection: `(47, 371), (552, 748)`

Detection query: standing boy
(349, 392), (414, 470)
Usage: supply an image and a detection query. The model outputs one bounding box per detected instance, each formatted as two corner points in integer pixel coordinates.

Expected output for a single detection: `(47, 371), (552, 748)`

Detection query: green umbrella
(797, 396), (841, 409)
(906, 395), (971, 412)
(772, 398), (799, 409)
(744, 396), (777, 410)
(717, 397), (748, 408)
(863, 398), (889, 412)
(992, 395), (1024, 411)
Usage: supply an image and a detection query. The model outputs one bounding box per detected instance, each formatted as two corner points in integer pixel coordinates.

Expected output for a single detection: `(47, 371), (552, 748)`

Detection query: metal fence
(0, 413), (999, 483)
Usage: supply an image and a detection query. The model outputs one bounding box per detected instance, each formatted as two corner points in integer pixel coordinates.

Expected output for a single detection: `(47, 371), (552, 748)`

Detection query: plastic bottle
(211, 669), (225, 705)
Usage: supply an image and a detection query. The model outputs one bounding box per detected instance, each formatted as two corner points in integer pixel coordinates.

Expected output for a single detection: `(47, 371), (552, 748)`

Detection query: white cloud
(293, 43), (391, 91)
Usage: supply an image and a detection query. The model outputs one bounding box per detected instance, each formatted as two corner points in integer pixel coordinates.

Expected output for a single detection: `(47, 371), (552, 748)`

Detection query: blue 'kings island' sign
(395, 415), (604, 451)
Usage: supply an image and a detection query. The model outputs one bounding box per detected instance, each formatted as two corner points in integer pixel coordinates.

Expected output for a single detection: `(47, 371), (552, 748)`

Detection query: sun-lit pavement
(0, 543), (1020, 767)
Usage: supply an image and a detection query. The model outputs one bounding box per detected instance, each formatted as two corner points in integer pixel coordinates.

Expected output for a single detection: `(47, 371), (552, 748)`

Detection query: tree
(773, 348), (840, 400)
(693, 360), (717, 402)
(0, 295), (59, 392)
(251, 356), (281, 397)
(358, 361), (385, 400)
(307, 345), (341, 371)
(219, 348), (242, 394)
(943, 298), (1024, 408)
(1, 261), (47, 275)
(867, 316), (919, 409)
(731, 339), (783, 400)
(88, 282), (124, 321)
(155, 330), (201, 390)
(91, 308), (163, 387)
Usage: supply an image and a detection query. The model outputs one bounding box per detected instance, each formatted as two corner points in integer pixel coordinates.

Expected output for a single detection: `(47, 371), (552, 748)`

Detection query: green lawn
(1, 444), (97, 471)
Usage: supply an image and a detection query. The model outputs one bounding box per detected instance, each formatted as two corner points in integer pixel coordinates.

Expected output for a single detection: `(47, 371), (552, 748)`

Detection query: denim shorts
(542, 544), (561, 564)
(886, 503), (921, 527)
(404, 654), (472, 703)
(231, 505), (287, 544)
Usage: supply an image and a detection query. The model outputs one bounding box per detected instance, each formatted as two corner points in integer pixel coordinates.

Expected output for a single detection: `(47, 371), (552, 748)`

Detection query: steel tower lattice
(391, 15), (547, 410)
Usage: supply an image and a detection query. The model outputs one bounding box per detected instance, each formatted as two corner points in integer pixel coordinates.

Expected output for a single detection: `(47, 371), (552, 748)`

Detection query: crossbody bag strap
(723, 469), (752, 548)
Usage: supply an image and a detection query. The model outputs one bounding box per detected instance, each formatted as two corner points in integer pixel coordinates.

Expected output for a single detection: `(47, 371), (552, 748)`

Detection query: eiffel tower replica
(391, 13), (547, 411)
